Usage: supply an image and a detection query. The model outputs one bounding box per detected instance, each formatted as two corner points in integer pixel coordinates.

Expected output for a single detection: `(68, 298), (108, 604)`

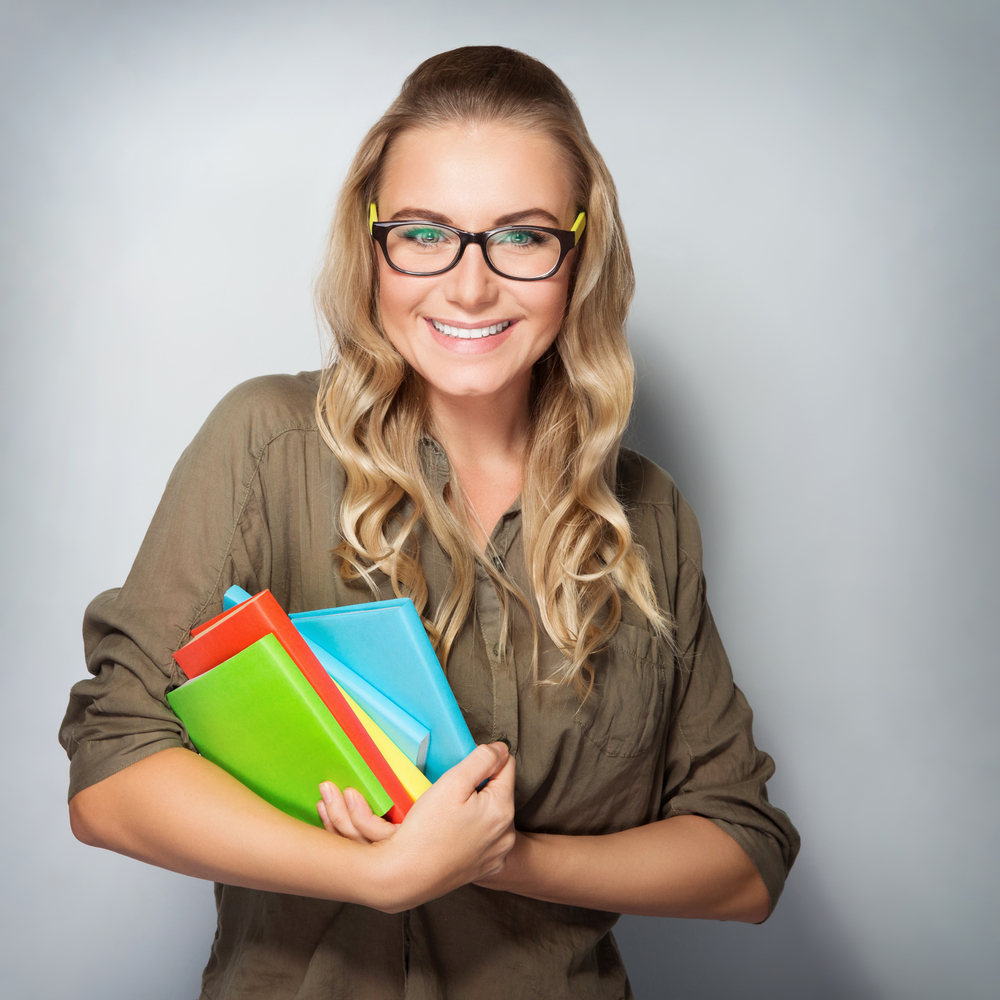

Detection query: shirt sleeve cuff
(707, 817), (789, 920)
(66, 734), (190, 802)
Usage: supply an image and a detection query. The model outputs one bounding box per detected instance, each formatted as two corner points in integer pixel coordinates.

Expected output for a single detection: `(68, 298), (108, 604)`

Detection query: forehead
(378, 122), (575, 227)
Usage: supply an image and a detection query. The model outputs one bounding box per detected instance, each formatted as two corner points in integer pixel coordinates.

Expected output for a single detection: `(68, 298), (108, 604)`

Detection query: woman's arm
(475, 819), (770, 922)
(324, 783), (769, 922)
(69, 742), (515, 913)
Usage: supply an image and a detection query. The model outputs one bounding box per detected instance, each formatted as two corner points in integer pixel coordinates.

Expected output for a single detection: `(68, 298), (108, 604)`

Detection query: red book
(190, 604), (235, 638)
(174, 589), (413, 823)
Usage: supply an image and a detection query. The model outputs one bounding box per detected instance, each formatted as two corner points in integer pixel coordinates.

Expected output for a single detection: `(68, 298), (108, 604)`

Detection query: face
(375, 122), (577, 414)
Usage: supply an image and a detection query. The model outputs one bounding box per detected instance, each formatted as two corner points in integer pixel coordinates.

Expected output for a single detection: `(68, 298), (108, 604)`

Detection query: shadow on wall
(615, 870), (877, 1000)
(619, 365), (875, 999)
(627, 357), (701, 500)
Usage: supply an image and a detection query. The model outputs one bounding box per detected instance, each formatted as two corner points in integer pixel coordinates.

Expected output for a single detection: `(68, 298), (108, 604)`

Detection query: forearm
(69, 747), (397, 909)
(485, 815), (770, 922)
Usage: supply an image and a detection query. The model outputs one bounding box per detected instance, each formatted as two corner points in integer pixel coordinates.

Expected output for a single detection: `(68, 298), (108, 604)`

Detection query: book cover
(224, 587), (431, 773)
(167, 634), (394, 825)
(173, 589), (413, 822)
(339, 688), (431, 803)
(291, 599), (477, 783)
(303, 636), (430, 772)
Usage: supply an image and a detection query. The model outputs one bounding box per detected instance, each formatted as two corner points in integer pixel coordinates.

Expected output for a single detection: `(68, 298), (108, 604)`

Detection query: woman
(61, 46), (799, 999)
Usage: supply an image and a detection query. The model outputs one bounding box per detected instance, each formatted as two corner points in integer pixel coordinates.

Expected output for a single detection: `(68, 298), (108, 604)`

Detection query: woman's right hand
(319, 742), (516, 911)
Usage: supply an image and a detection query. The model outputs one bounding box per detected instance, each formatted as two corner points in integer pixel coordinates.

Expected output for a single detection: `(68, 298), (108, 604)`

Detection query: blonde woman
(62, 46), (799, 999)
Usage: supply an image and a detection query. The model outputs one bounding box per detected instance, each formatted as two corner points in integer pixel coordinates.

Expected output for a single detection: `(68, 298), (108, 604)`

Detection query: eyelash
(400, 227), (448, 243)
(494, 230), (545, 247)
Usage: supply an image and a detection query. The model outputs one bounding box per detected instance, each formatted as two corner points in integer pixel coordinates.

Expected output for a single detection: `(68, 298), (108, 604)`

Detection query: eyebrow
(388, 207), (563, 228)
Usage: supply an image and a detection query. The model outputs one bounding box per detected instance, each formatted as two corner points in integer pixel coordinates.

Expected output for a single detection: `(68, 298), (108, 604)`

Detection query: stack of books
(166, 587), (476, 827)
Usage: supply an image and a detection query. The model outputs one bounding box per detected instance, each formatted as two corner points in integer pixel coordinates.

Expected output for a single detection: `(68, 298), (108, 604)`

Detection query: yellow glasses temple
(369, 203), (378, 234)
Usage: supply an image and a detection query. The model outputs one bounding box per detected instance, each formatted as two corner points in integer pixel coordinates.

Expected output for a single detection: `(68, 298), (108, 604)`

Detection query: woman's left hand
(317, 782), (399, 844)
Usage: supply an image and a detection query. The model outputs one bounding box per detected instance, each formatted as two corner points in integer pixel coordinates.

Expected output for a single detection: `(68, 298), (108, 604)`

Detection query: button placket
(474, 515), (519, 754)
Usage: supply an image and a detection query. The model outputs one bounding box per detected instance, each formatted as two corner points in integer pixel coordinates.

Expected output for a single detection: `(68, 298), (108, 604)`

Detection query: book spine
(254, 595), (414, 823)
(169, 634), (395, 824)
(340, 688), (431, 802)
(303, 636), (430, 770)
(262, 638), (400, 816)
(174, 589), (414, 822)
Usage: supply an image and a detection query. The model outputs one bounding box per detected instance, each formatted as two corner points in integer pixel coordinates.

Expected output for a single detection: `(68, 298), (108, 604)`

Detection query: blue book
(302, 637), (429, 772)
(223, 586), (255, 611)
(224, 587), (475, 781)
(223, 587), (430, 771)
(291, 599), (476, 783)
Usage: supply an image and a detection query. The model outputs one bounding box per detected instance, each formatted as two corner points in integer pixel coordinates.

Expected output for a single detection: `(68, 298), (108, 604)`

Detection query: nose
(442, 241), (499, 312)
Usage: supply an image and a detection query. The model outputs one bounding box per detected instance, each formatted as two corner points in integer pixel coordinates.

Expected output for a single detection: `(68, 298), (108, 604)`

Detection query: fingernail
(344, 788), (357, 808)
(319, 782), (333, 802)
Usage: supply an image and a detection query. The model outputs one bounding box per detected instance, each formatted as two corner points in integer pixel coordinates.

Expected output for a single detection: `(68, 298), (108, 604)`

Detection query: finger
(436, 742), (510, 799)
(317, 798), (335, 834)
(344, 787), (398, 843)
(319, 781), (369, 844)
(480, 749), (516, 802)
(319, 781), (351, 833)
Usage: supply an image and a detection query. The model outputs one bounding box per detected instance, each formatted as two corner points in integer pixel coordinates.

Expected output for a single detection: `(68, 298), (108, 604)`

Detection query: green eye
(399, 226), (448, 244)
(495, 229), (536, 245)
(491, 229), (555, 251)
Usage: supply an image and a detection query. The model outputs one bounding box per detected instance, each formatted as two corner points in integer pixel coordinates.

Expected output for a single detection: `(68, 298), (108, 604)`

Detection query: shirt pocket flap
(573, 622), (668, 758)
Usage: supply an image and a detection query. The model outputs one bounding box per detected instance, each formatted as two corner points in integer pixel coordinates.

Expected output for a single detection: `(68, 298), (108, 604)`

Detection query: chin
(420, 368), (519, 400)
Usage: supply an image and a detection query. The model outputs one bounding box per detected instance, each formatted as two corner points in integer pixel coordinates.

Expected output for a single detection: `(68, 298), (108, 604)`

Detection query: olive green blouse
(60, 370), (799, 1000)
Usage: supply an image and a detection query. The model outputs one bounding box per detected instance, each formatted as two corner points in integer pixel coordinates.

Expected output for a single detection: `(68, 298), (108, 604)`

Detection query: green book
(167, 633), (394, 826)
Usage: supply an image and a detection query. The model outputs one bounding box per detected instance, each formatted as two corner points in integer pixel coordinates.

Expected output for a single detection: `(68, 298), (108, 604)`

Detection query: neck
(425, 380), (531, 471)
(424, 378), (531, 550)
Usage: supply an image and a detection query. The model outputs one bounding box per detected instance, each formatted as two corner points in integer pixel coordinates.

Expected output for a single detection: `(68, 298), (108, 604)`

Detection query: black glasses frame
(370, 220), (581, 281)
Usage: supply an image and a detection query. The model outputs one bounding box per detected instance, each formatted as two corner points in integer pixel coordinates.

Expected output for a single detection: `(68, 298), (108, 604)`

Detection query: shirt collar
(418, 435), (522, 519)
(418, 435), (451, 495)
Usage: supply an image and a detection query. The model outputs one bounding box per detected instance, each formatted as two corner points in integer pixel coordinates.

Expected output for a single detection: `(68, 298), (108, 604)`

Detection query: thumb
(479, 746), (515, 801)
(438, 742), (509, 799)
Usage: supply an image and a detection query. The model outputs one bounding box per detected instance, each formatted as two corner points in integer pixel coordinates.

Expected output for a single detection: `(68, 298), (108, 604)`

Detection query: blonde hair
(315, 46), (668, 690)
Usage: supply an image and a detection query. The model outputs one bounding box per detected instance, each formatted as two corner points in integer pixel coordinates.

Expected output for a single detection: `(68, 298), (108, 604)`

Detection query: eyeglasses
(369, 203), (586, 281)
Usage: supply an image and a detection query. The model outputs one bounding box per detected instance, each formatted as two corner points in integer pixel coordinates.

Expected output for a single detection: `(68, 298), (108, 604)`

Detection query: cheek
(529, 273), (572, 335)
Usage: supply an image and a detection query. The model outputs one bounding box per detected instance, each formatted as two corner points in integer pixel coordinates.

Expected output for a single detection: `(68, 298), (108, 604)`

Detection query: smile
(431, 319), (511, 340)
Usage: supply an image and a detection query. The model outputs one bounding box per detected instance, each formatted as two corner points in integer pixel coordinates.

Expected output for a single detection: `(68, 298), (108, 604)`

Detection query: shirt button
(492, 555), (504, 573)
(492, 643), (500, 656)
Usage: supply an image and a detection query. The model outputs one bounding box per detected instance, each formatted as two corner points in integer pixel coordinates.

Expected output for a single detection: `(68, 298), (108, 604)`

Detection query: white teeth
(432, 320), (511, 339)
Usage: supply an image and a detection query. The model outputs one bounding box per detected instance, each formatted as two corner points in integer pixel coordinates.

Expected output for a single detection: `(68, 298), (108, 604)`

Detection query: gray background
(2, 1), (997, 998)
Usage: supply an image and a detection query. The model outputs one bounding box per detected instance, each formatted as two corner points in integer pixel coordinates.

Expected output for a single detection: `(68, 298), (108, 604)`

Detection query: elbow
(744, 892), (771, 925)
(69, 788), (113, 849)
(732, 870), (771, 924)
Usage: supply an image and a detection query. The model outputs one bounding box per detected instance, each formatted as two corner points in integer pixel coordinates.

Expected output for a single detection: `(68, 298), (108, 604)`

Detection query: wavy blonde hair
(315, 46), (669, 691)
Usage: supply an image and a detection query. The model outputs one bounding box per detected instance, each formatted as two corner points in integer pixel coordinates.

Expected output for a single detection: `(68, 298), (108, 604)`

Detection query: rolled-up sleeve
(57, 376), (293, 800)
(654, 492), (800, 916)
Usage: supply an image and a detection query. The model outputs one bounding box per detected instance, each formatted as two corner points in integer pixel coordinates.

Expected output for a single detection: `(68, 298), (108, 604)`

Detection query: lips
(431, 319), (511, 340)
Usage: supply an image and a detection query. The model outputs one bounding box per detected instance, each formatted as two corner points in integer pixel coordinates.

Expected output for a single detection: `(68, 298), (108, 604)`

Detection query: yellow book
(341, 689), (432, 803)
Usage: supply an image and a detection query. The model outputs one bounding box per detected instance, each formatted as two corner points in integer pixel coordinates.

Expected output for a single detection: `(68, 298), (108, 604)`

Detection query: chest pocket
(573, 622), (669, 758)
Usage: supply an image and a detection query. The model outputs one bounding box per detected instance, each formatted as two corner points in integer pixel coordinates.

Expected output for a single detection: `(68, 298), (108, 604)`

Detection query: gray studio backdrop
(2, 2), (997, 998)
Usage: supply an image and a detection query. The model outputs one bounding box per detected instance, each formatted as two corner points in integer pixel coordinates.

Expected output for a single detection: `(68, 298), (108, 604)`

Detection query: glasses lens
(385, 224), (461, 273)
(487, 228), (561, 278)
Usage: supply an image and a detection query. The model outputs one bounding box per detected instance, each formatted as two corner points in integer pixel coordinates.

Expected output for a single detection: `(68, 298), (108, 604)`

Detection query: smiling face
(375, 122), (578, 417)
